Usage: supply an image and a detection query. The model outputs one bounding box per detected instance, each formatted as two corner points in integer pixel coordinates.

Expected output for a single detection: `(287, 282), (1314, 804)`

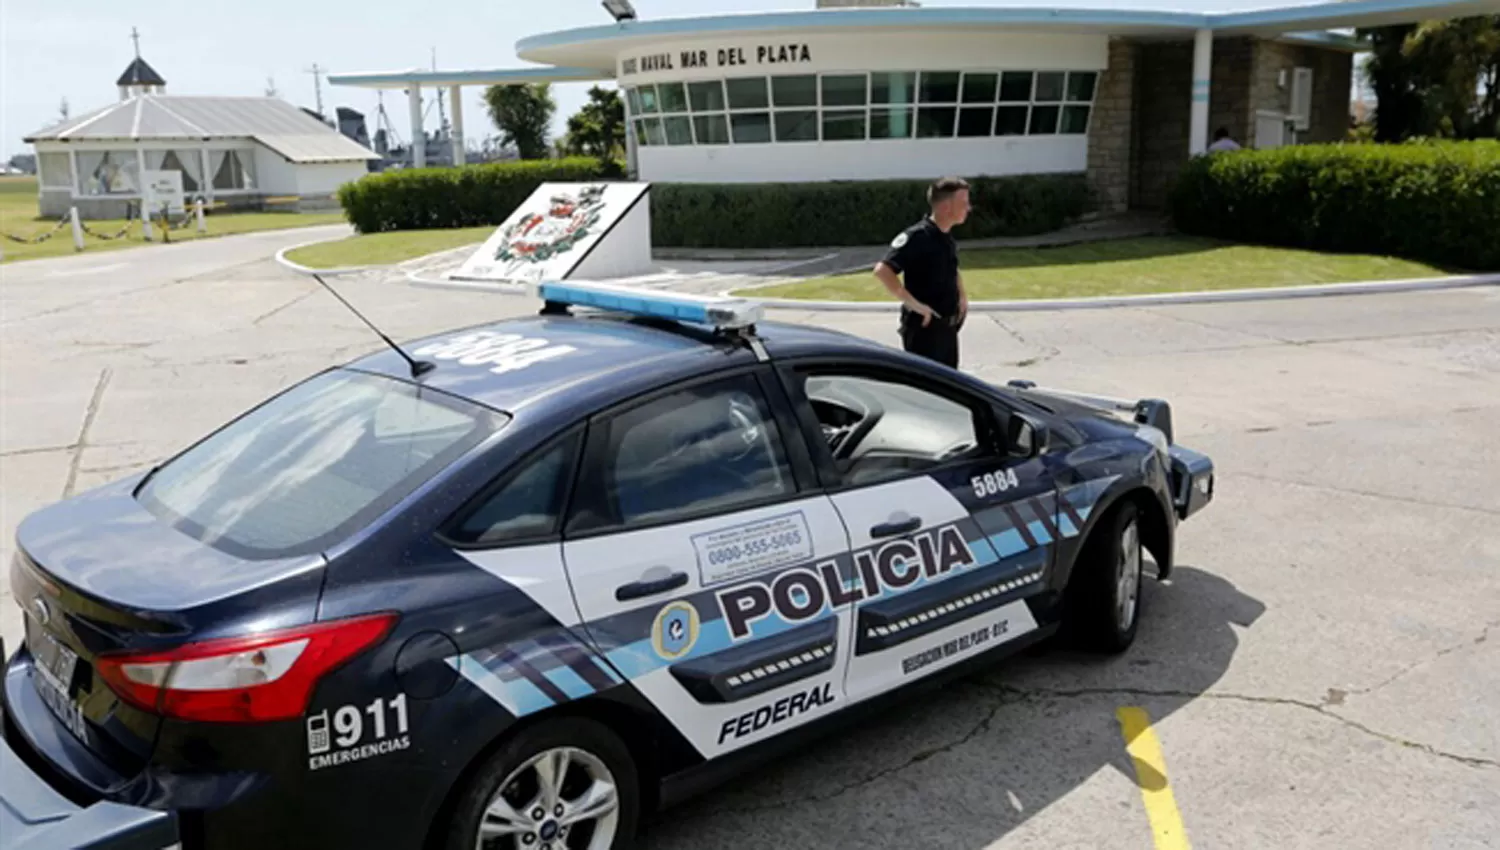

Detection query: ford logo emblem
(31, 597), (50, 626)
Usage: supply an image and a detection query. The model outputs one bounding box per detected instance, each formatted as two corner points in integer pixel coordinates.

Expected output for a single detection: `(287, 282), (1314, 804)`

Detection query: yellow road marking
(1116, 706), (1192, 850)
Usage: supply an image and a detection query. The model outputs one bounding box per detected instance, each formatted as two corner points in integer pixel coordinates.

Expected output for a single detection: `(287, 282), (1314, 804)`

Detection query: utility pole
(432, 47), (448, 140)
(305, 62), (326, 119)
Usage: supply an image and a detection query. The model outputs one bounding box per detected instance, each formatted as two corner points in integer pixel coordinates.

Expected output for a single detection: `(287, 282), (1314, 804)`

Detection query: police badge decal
(494, 184), (607, 264)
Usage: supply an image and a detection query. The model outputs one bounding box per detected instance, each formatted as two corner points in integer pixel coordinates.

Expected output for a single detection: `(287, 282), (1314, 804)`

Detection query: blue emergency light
(532, 280), (764, 330)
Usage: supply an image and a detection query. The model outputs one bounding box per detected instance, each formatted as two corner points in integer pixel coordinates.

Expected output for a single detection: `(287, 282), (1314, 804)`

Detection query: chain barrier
(3, 197), (208, 252)
(2, 215), (69, 244)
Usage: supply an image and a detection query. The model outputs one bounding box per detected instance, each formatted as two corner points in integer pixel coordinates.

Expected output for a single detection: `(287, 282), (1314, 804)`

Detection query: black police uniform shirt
(881, 216), (960, 322)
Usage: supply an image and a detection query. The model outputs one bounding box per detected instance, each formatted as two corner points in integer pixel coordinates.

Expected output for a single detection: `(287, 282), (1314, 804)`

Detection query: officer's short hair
(927, 176), (970, 206)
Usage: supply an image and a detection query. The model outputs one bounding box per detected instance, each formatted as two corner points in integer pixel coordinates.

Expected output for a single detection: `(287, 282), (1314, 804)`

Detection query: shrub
(338, 161), (1091, 248)
(649, 173), (1092, 249)
(1168, 139), (1500, 271)
(337, 158), (622, 233)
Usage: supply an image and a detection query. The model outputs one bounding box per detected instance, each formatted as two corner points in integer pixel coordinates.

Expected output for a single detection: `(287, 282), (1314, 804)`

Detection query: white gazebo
(25, 52), (380, 219)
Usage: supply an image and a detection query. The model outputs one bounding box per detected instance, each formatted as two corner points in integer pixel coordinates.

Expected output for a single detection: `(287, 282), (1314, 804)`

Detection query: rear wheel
(1065, 500), (1144, 653)
(447, 717), (640, 850)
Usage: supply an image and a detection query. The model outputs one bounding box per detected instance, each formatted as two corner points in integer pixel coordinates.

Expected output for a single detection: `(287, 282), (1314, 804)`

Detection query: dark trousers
(900, 311), (960, 368)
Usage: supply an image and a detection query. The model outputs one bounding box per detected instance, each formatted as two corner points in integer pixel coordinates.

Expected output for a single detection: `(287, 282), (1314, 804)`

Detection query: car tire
(445, 716), (641, 850)
(1064, 499), (1144, 654)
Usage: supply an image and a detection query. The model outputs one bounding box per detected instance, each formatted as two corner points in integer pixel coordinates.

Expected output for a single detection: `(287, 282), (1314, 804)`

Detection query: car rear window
(137, 369), (506, 559)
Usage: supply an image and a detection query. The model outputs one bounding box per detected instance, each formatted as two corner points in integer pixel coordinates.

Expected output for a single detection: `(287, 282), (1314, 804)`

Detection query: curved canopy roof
(514, 0), (1496, 69)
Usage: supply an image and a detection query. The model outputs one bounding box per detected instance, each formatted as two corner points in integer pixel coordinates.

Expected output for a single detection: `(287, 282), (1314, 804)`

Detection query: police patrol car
(2, 282), (1214, 850)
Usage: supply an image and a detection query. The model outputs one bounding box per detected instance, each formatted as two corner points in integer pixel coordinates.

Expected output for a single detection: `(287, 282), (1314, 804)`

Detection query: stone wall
(1250, 40), (1354, 145)
(1130, 41), (1191, 211)
(1086, 38), (1137, 213)
(1127, 36), (1352, 208)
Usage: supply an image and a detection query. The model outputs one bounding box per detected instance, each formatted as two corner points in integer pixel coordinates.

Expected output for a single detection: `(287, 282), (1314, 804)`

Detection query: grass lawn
(0, 176), (346, 264)
(281, 226), (496, 269)
(735, 235), (1455, 302)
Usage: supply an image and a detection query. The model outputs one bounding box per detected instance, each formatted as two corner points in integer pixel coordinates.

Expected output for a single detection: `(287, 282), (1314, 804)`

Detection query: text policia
(716, 524), (977, 641)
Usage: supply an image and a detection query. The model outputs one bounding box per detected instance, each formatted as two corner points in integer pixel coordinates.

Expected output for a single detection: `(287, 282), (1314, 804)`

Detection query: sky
(1, 0), (1339, 162)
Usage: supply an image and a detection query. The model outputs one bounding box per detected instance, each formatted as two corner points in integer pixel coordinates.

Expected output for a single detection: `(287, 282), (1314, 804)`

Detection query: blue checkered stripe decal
(447, 632), (624, 718)
(450, 475), (1121, 717)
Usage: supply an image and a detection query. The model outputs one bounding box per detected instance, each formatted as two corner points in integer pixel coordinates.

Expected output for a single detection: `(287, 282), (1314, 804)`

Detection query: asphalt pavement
(1, 230), (1496, 850)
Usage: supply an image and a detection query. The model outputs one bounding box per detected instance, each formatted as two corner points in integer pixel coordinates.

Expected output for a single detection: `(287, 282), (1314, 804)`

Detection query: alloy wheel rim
(1116, 519), (1141, 632)
(475, 746), (620, 850)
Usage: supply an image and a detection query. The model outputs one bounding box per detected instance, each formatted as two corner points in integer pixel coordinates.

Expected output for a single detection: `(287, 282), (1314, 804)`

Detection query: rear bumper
(1167, 445), (1215, 521)
(0, 638), (179, 850)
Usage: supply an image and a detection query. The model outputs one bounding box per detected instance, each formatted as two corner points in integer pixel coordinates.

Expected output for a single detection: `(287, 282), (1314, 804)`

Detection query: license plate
(26, 615), (88, 740)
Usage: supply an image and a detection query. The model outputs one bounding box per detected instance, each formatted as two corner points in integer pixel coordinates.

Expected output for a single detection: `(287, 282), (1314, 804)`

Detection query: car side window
(796, 370), (990, 488)
(600, 373), (796, 528)
(447, 434), (579, 546)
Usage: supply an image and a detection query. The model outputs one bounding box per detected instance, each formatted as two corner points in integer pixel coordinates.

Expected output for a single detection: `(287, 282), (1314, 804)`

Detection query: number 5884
(972, 468), (1020, 498)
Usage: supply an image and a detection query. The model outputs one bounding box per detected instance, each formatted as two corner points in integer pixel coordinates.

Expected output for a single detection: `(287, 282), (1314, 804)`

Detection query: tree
(483, 83), (556, 159)
(560, 86), (626, 160)
(1359, 16), (1500, 141)
(1404, 16), (1500, 138)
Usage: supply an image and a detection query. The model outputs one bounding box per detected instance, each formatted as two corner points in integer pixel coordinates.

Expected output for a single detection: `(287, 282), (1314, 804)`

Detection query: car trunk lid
(10, 475), (323, 779)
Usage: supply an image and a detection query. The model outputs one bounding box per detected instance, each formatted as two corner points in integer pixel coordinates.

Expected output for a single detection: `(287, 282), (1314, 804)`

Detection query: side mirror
(1007, 412), (1049, 458)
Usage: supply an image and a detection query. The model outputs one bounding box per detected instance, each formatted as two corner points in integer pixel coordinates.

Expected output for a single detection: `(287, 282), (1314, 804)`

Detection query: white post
(1190, 28), (1213, 156)
(195, 197), (206, 232)
(450, 86), (466, 166)
(408, 84), (426, 169)
(140, 146), (154, 241)
(622, 92), (638, 179)
(68, 150), (80, 197)
(70, 207), (84, 251)
(200, 148), (214, 205)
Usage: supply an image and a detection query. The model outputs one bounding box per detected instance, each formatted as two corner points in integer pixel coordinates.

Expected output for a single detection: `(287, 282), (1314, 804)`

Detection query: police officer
(873, 176), (971, 369)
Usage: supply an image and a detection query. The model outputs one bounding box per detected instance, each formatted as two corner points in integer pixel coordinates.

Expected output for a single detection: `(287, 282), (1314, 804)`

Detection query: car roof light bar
(532, 280), (764, 330)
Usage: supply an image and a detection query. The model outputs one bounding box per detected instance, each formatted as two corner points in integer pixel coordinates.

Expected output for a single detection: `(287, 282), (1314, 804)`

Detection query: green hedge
(1168, 140), (1500, 271)
(337, 158), (623, 233)
(648, 174), (1091, 248)
(337, 160), (1091, 247)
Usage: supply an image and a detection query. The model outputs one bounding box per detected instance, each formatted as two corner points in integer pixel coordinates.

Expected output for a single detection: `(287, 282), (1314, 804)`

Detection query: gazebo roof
(116, 57), (166, 87)
(25, 95), (380, 163)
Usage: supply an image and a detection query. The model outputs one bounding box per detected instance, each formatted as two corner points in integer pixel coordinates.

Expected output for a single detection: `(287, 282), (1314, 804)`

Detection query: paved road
(1, 234), (1496, 850)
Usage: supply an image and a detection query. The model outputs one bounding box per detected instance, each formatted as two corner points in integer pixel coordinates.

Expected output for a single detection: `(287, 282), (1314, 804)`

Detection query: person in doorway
(1208, 127), (1242, 152)
(873, 176), (970, 369)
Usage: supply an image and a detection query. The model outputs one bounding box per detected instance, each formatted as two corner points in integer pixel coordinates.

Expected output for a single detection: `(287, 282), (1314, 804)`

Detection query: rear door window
(137, 369), (505, 559)
(444, 432), (581, 546)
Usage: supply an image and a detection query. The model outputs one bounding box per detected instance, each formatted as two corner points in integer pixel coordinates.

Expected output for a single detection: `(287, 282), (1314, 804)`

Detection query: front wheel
(446, 717), (641, 850)
(1065, 500), (1144, 653)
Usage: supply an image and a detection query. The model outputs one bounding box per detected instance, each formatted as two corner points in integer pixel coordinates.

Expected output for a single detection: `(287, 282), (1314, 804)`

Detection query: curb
(726, 273), (1500, 312)
(274, 237), (488, 278)
(273, 237), (378, 277)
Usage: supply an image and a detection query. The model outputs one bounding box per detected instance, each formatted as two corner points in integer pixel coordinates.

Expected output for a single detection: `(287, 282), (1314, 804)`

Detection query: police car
(3, 282), (1214, 850)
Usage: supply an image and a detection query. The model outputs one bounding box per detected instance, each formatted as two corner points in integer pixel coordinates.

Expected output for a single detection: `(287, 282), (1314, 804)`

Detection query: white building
(330, 0), (1493, 213)
(25, 54), (379, 219)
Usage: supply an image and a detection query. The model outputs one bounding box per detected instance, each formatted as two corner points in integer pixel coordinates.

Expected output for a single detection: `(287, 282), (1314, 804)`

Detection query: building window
(624, 66), (1099, 148)
(38, 152), (72, 189)
(693, 114), (730, 145)
(730, 112), (771, 144)
(210, 150), (256, 191)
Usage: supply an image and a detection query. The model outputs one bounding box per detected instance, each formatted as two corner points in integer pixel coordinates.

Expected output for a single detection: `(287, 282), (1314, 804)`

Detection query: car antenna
(309, 272), (435, 378)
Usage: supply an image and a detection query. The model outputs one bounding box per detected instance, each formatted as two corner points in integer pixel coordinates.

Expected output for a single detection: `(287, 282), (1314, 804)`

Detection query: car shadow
(638, 565), (1263, 849)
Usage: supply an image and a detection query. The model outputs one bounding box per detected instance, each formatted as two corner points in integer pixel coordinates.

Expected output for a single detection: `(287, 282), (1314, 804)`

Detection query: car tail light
(95, 613), (397, 723)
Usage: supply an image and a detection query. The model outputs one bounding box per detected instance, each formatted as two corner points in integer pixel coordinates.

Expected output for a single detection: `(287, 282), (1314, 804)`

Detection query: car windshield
(137, 369), (505, 559)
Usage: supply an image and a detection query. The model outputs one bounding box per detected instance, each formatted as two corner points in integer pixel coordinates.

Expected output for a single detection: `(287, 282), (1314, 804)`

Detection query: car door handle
(615, 570), (689, 602)
(870, 515), (922, 538)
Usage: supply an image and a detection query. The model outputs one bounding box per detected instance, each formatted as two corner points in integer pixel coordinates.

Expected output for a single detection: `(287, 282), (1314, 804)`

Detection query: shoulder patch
(890, 232), (909, 249)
